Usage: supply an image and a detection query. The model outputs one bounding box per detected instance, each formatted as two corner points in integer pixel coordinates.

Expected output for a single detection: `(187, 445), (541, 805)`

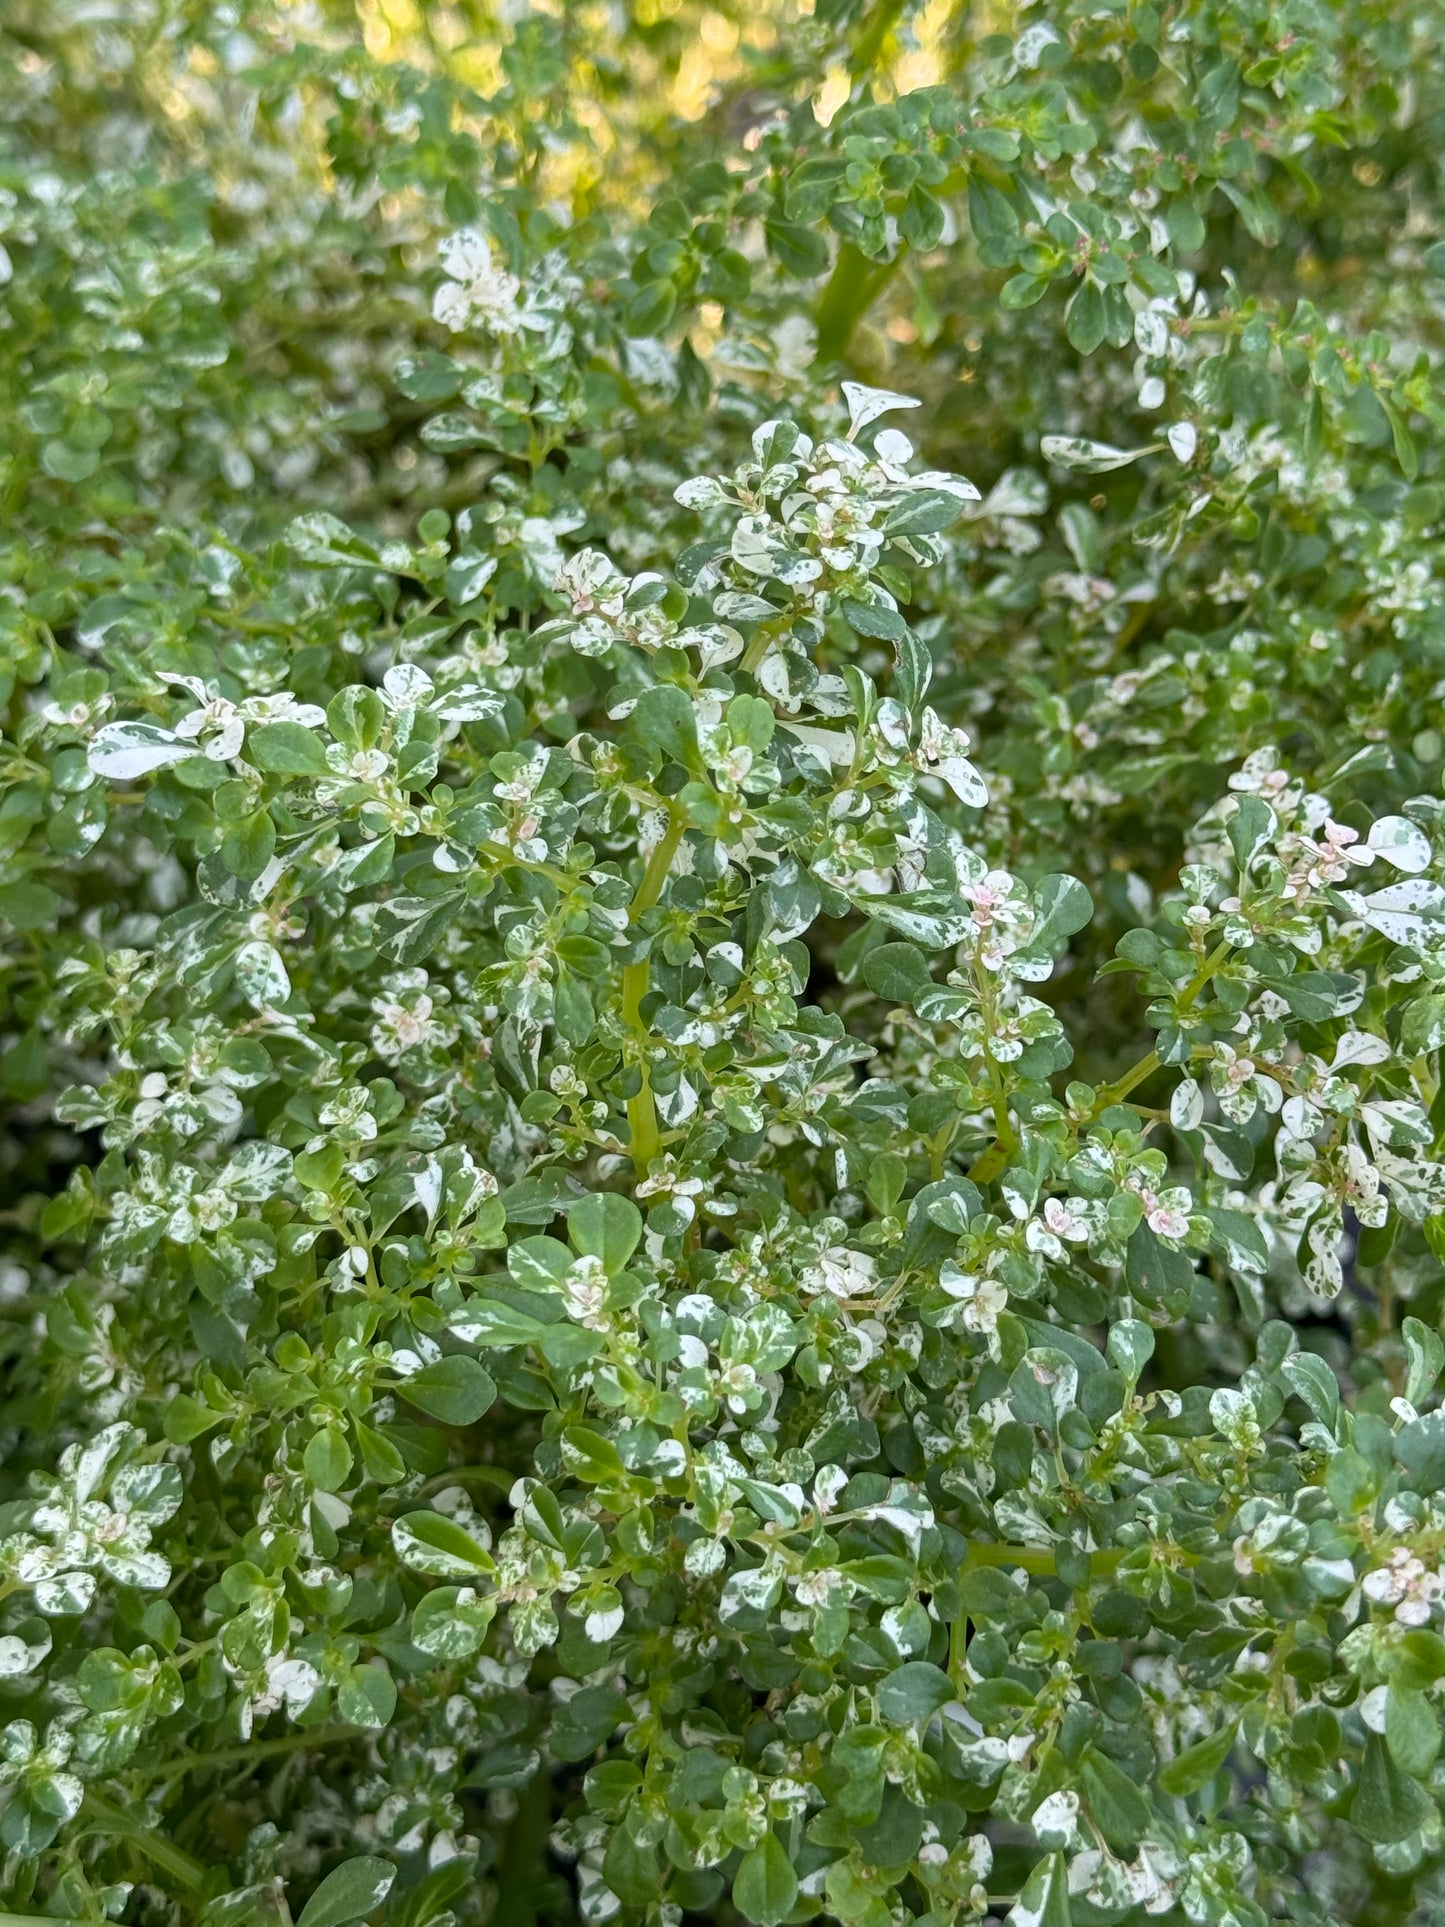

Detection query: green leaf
(337, 1664), (397, 1730)
(393, 351), (460, 402)
(1324, 1446), (1378, 1516)
(1106, 1319), (1154, 1385)
(1279, 1350), (1339, 1430)
(727, 692), (776, 753)
(295, 1145), (345, 1194)
(249, 721), (331, 775)
(1033, 873), (1093, 943)
(630, 684), (698, 769)
(1275, 971), (1362, 1021)
(1396, 1413), (1445, 1493)
(567, 1192), (642, 1273)
(840, 596), (908, 641)
(551, 1683), (633, 1763)
(304, 1425), (353, 1493)
(1124, 1224), (1196, 1315)
(623, 279), (677, 337)
(601, 1818), (663, 1904)
(1011, 1850), (1071, 1927)
(1158, 1720), (1237, 1796)
(162, 1394), (227, 1445)
(765, 219), (829, 277)
(1080, 1747), (1151, 1849)
(1352, 1731), (1436, 1842)
(876, 1661), (954, 1725)
(1403, 995), (1445, 1054)
(354, 1420), (407, 1486)
(402, 1355), (497, 1426)
(900, 185), (945, 250)
(733, 1830), (798, 1927)
(287, 514), (380, 568)
(1403, 1316), (1445, 1407)
(374, 892), (463, 966)
(862, 942), (932, 1004)
(866, 1152), (907, 1216)
(881, 490), (970, 537)
(43, 439), (100, 482)
(0, 881), (65, 929)
(220, 809), (276, 881)
(1000, 271), (1049, 310)
(1208, 1208), (1269, 1275)
(294, 1857), (396, 1927)
(1065, 280), (1107, 355)
(392, 1511), (494, 1578)
(1167, 199), (1206, 252)
(1382, 397), (1419, 481)
(1386, 1684), (1441, 1778)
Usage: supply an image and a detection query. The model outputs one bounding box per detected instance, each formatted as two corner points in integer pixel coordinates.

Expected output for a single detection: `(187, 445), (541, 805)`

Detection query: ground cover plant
(6, 1), (1445, 1925)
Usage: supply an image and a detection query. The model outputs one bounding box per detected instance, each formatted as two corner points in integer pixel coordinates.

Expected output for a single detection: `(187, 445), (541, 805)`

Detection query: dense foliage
(7, 3), (1445, 1926)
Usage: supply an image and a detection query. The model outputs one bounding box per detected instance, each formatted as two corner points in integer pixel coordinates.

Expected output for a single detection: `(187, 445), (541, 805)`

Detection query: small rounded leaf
(294, 1857), (396, 1927)
(733, 1830), (797, 1927)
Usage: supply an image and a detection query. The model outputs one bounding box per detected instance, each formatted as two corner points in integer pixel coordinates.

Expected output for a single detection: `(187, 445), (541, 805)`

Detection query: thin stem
(0, 1916), (101, 1926)
(741, 614), (788, 677)
(962, 1540), (1124, 1579)
(152, 1724), (363, 1781)
(622, 810), (686, 1174)
(929, 1115), (958, 1182)
(421, 1463), (513, 1496)
(80, 1790), (206, 1891)
(1096, 1048), (1160, 1111)
(1088, 938), (1232, 1120)
(479, 841), (575, 890)
(965, 969), (1018, 1183)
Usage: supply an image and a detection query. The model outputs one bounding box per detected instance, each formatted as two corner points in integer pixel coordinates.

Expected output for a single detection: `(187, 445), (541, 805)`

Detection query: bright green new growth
(5, 4), (1445, 1927)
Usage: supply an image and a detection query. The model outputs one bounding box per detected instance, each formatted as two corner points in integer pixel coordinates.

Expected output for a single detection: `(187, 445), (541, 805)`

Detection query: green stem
(1095, 1048), (1161, 1111)
(966, 1138), (1009, 1185)
(966, 972), (1018, 1183)
(152, 1724), (363, 1782)
(622, 810), (686, 1175)
(850, 0), (908, 76)
(631, 813), (685, 925)
(0, 1916), (100, 1926)
(741, 614), (788, 677)
(479, 841), (575, 891)
(963, 1541), (1124, 1579)
(80, 1791), (206, 1891)
(814, 243), (902, 362)
(929, 1115), (959, 1182)
(1088, 939), (1232, 1121)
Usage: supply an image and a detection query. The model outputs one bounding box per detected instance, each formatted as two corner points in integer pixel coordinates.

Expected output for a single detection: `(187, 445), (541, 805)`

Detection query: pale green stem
(622, 809), (686, 1174)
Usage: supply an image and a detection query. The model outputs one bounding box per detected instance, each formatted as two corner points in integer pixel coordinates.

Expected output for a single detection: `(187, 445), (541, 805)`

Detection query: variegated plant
(5, 6), (1445, 1927)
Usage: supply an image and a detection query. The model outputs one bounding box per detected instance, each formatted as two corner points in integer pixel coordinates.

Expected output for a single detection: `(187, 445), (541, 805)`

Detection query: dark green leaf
(402, 1355), (497, 1426)
(295, 1857), (396, 1927)
(733, 1831), (798, 1927)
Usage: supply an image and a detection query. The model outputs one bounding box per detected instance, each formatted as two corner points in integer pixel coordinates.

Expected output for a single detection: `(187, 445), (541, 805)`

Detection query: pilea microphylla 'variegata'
(8, 6), (1445, 1927)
